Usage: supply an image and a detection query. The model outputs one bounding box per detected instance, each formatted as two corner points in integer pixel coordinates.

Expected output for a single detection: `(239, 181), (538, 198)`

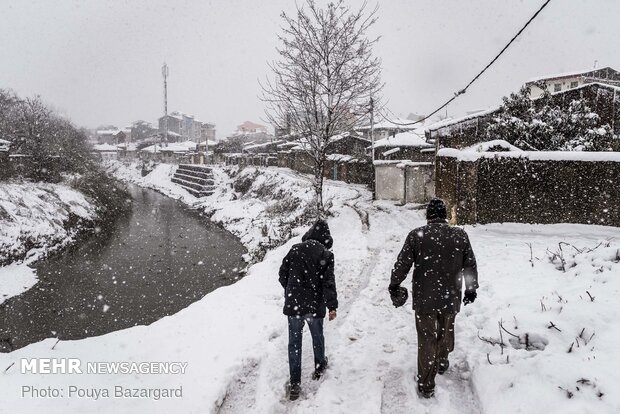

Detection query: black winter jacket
(390, 219), (478, 314)
(278, 220), (338, 317)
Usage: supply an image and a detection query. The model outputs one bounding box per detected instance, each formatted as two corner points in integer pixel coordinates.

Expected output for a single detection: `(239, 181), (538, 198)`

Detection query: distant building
(158, 112), (202, 142)
(92, 143), (119, 160)
(96, 128), (126, 145)
(200, 122), (216, 143)
(357, 116), (419, 142)
(236, 121), (268, 134)
(130, 120), (158, 142)
(525, 66), (620, 98)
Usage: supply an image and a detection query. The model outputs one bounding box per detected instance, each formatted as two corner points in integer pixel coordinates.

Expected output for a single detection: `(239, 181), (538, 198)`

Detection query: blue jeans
(288, 315), (326, 385)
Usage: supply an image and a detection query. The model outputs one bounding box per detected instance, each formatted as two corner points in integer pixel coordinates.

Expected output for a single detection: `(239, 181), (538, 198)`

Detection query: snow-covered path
(217, 194), (481, 414)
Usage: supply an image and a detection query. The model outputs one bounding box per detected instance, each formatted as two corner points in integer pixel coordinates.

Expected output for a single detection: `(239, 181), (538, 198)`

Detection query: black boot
(438, 360), (449, 375)
(417, 385), (435, 399)
(288, 383), (301, 401)
(312, 357), (329, 380)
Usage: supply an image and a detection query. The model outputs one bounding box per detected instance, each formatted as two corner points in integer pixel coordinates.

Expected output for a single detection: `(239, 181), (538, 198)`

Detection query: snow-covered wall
(436, 153), (620, 226)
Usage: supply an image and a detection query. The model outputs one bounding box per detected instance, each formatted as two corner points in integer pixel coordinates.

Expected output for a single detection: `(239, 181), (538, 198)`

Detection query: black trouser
(415, 312), (456, 392)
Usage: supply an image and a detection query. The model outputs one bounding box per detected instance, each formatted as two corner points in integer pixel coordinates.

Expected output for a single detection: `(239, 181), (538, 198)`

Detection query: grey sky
(1, 0), (618, 137)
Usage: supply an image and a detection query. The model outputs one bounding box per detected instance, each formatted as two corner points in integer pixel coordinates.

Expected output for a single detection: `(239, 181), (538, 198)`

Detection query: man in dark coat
(389, 198), (478, 399)
(279, 219), (338, 400)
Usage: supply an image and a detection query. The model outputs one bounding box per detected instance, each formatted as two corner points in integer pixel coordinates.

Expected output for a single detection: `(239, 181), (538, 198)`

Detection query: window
(554, 83), (562, 92)
(570, 81), (578, 88)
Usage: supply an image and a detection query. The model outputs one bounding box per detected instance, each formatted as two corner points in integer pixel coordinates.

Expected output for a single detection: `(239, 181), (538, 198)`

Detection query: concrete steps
(172, 164), (215, 197)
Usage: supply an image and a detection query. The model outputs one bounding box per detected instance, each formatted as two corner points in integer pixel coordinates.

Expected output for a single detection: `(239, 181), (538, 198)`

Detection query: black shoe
(438, 361), (449, 375)
(288, 383), (301, 401)
(312, 357), (328, 380)
(417, 386), (435, 399)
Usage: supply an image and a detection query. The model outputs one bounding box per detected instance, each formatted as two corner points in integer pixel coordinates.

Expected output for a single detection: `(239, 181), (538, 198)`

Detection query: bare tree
(262, 0), (382, 215)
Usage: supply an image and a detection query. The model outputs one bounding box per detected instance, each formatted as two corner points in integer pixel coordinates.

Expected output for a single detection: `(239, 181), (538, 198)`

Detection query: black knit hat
(426, 198), (447, 220)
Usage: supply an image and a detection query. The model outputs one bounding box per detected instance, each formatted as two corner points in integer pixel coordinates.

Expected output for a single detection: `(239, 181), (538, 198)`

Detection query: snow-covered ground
(0, 181), (97, 304)
(2, 163), (619, 413)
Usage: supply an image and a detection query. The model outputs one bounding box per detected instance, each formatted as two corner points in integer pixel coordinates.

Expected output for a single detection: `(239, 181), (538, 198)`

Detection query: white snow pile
(0, 261), (37, 305)
(0, 181), (97, 304)
(0, 182), (97, 264)
(5, 164), (620, 413)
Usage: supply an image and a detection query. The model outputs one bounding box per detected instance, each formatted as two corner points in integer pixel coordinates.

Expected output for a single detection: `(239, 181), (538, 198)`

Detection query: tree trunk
(314, 158), (325, 217)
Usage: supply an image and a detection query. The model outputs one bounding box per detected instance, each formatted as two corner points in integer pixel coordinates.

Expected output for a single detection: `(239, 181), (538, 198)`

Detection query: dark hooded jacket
(278, 220), (338, 317)
(390, 219), (478, 314)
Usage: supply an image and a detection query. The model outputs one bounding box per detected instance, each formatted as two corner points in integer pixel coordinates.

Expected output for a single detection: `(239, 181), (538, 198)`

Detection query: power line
(384, 0), (553, 127)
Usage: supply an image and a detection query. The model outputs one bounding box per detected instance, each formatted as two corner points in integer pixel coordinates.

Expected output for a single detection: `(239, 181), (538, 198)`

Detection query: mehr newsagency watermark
(18, 358), (187, 401)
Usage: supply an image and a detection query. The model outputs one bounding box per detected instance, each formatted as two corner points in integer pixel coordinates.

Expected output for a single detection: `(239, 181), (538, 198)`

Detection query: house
(326, 132), (370, 158)
(525, 67), (620, 98)
(200, 123), (216, 143)
(427, 82), (620, 151)
(424, 108), (500, 151)
(96, 128), (126, 145)
(159, 112), (202, 142)
(130, 120), (158, 142)
(139, 141), (197, 163)
(236, 121), (268, 134)
(372, 130), (434, 162)
(357, 116), (420, 142)
(92, 143), (119, 160)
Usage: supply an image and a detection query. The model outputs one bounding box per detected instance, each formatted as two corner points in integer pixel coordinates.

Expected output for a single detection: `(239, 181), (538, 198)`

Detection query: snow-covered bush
(486, 85), (614, 151)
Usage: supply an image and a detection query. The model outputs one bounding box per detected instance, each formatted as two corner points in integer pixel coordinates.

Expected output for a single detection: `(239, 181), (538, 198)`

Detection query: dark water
(0, 185), (246, 352)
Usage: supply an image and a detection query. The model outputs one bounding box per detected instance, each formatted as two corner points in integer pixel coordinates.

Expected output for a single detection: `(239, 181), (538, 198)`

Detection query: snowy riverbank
(105, 160), (353, 262)
(2, 163), (619, 413)
(0, 181), (97, 304)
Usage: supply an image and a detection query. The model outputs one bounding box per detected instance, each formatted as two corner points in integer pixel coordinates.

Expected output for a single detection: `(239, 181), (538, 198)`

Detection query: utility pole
(369, 96), (376, 201)
(162, 62), (169, 148)
(370, 97), (375, 162)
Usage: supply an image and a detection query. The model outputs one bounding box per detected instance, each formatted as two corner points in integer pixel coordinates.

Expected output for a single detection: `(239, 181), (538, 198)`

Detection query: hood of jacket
(302, 219), (333, 250)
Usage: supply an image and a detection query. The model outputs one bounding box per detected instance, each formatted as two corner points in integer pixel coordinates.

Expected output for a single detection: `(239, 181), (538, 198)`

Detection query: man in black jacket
(389, 198), (478, 399)
(279, 219), (338, 400)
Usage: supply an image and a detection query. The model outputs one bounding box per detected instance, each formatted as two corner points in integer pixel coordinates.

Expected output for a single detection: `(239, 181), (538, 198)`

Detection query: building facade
(526, 67), (620, 98)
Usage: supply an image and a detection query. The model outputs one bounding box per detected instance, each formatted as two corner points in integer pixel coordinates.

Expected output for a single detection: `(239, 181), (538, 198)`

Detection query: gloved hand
(389, 286), (408, 308)
(463, 290), (477, 306)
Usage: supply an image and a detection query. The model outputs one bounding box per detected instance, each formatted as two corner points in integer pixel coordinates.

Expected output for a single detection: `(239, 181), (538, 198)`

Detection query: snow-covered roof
(96, 129), (122, 136)
(93, 143), (119, 152)
(373, 131), (433, 149)
(330, 131), (369, 143)
(276, 141), (299, 148)
(374, 160), (433, 168)
(525, 67), (616, 83)
(462, 140), (523, 153)
(425, 107), (500, 132)
(117, 143), (138, 151)
(437, 148), (620, 162)
(0, 139), (10, 145)
(326, 154), (367, 163)
(141, 141), (197, 153)
(243, 140), (285, 150)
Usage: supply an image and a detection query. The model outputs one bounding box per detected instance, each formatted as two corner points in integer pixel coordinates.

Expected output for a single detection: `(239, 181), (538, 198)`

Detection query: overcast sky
(1, 0), (619, 137)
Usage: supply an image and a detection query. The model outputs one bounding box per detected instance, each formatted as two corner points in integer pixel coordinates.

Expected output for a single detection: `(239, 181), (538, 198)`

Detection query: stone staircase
(171, 164), (216, 197)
